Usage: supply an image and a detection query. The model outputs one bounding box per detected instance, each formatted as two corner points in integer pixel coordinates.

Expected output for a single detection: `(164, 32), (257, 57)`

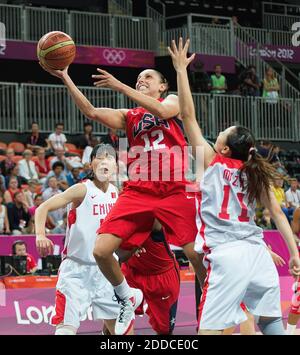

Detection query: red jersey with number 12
(194, 154), (263, 254)
(125, 98), (188, 182)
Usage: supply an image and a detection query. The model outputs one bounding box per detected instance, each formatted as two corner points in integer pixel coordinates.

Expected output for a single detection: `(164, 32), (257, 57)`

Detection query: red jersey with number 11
(125, 98), (188, 183)
(194, 154), (263, 254)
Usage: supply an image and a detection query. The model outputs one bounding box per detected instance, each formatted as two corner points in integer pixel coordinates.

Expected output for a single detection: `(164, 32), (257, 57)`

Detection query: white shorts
(198, 239), (281, 330)
(51, 258), (120, 329)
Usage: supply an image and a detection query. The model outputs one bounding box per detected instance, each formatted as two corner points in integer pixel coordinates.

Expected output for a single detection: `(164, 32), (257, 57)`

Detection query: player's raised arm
(39, 62), (127, 130)
(261, 189), (300, 278)
(92, 69), (179, 120)
(35, 183), (87, 257)
(168, 38), (215, 167)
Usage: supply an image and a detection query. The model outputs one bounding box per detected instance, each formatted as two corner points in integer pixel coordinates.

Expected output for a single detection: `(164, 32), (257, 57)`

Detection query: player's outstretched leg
(93, 233), (143, 335)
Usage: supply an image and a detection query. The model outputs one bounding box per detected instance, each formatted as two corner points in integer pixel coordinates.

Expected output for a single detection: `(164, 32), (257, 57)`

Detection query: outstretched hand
(39, 61), (69, 80)
(167, 37), (195, 72)
(92, 69), (123, 91)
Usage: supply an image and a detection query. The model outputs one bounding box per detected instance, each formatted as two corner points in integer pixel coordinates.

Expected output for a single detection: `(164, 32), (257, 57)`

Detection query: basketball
(37, 31), (76, 70)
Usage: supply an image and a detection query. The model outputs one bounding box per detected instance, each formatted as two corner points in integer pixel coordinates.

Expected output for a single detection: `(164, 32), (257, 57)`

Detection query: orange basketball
(37, 31), (76, 70)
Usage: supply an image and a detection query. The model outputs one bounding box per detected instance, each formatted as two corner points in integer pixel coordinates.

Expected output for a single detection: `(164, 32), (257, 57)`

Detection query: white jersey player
(35, 144), (130, 335)
(169, 38), (300, 335)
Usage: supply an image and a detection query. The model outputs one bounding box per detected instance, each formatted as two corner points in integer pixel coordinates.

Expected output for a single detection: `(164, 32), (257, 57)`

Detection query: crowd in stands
(255, 140), (300, 234)
(0, 121), (120, 235)
(0, 120), (299, 236)
(189, 63), (280, 103)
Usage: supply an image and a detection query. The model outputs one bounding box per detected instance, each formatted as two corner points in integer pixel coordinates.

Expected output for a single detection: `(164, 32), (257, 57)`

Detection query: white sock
(286, 323), (296, 335)
(55, 324), (77, 335)
(114, 278), (132, 300)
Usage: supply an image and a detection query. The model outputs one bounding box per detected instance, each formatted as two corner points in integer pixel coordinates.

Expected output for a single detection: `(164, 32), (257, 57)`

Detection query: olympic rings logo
(103, 49), (126, 64)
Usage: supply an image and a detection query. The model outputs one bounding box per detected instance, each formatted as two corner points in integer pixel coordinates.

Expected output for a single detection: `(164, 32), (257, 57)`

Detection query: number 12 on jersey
(218, 185), (250, 222)
(141, 130), (166, 152)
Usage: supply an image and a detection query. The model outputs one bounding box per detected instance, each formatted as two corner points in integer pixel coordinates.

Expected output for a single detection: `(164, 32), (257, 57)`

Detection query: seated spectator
(18, 149), (39, 181)
(7, 192), (31, 235)
(239, 65), (260, 97)
(272, 177), (293, 222)
(257, 141), (275, 162)
(42, 176), (65, 226)
(25, 122), (48, 153)
(286, 178), (300, 212)
(79, 162), (92, 180)
(0, 191), (10, 234)
(34, 148), (51, 183)
(0, 168), (5, 194)
(77, 122), (93, 149)
(23, 180), (39, 207)
(262, 68), (280, 103)
(28, 194), (56, 233)
(50, 147), (73, 173)
(48, 122), (67, 152)
(45, 162), (69, 191)
(12, 240), (37, 274)
(101, 128), (119, 149)
(42, 176), (63, 201)
(4, 177), (21, 204)
(0, 148), (16, 176)
(208, 64), (227, 94)
(5, 165), (28, 189)
(82, 136), (99, 165)
(51, 212), (68, 234)
(66, 167), (82, 186)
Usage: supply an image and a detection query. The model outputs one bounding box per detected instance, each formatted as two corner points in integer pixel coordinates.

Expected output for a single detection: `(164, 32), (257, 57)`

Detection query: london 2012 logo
(103, 49), (126, 64)
(291, 22), (300, 47)
(0, 22), (6, 55)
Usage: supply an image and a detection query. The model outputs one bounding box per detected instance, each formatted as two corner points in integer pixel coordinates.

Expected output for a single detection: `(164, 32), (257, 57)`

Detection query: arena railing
(108, 0), (133, 16)
(0, 82), (19, 132)
(262, 2), (300, 31)
(1, 82), (300, 142)
(0, 3), (22, 40)
(0, 4), (155, 51)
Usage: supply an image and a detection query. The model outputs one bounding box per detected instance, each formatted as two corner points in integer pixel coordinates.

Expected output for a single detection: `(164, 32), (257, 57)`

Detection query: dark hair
(215, 64), (222, 69)
(154, 70), (169, 97)
(55, 123), (64, 128)
(52, 161), (65, 171)
(12, 240), (26, 255)
(34, 194), (43, 201)
(226, 126), (279, 204)
(13, 191), (22, 199)
(88, 144), (117, 180)
(84, 122), (92, 128)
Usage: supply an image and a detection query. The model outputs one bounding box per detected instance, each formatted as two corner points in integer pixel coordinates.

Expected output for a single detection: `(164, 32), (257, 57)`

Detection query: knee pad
(55, 324), (77, 335)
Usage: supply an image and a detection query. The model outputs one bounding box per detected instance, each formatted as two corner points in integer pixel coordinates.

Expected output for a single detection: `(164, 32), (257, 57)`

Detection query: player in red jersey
(120, 220), (180, 335)
(40, 62), (205, 335)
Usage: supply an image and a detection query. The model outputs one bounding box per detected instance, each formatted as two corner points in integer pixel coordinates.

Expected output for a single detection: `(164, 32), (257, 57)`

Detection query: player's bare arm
(39, 62), (127, 130)
(92, 69), (179, 119)
(261, 189), (300, 278)
(168, 38), (215, 168)
(35, 183), (87, 257)
(291, 208), (300, 241)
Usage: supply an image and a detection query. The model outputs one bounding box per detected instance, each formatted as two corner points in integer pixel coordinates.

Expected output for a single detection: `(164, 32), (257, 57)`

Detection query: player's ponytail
(226, 126), (279, 204)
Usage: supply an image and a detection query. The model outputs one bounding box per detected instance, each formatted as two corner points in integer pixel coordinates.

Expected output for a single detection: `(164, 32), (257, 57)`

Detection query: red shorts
(121, 263), (180, 334)
(98, 182), (198, 250)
